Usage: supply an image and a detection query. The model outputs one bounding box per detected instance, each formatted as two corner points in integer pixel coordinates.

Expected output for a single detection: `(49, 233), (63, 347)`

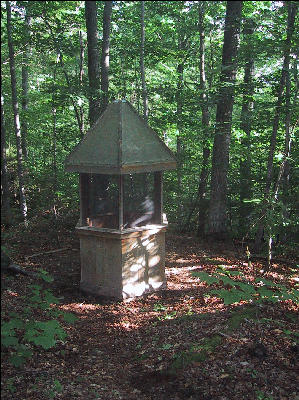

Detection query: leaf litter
(1, 220), (298, 400)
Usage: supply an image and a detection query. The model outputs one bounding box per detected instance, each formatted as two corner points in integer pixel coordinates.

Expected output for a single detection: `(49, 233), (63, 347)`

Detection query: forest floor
(1, 213), (298, 400)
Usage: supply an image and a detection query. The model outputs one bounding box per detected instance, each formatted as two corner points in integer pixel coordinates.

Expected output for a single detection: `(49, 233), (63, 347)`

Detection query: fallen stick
(25, 247), (71, 259)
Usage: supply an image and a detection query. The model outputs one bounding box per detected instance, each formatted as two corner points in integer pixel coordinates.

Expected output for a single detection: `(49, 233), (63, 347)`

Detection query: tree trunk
(42, 18), (84, 138)
(52, 66), (58, 201)
(6, 1), (28, 223)
(207, 1), (243, 238)
(254, 1), (297, 250)
(21, 13), (31, 160)
(239, 20), (255, 236)
(197, 1), (211, 236)
(176, 60), (184, 224)
(1, 91), (11, 223)
(85, 0), (101, 126)
(100, 1), (112, 114)
(140, 0), (149, 121)
(79, 30), (85, 137)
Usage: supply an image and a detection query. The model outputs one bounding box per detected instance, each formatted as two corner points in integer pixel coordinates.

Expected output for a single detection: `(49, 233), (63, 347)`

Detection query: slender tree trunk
(6, 1), (28, 222)
(79, 30), (85, 137)
(42, 18), (84, 137)
(283, 56), (298, 204)
(207, 1), (243, 238)
(120, 55), (127, 99)
(21, 13), (31, 160)
(134, 58), (141, 113)
(239, 20), (255, 236)
(52, 66), (58, 201)
(197, 1), (211, 236)
(254, 2), (297, 250)
(176, 59), (184, 224)
(266, 9), (296, 268)
(100, 1), (112, 114)
(1, 91), (11, 222)
(140, 0), (148, 121)
(85, 0), (100, 126)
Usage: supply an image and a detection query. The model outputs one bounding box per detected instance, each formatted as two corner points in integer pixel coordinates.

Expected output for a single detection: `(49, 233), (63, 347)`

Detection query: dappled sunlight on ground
(1, 232), (298, 400)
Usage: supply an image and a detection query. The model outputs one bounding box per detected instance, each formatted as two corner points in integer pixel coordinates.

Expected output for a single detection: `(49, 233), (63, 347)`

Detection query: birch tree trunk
(207, 1), (243, 238)
(6, 1), (28, 223)
(100, 1), (112, 114)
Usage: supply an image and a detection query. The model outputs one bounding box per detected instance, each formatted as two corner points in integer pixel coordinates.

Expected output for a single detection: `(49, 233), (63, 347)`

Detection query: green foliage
(46, 379), (64, 399)
(1, 272), (77, 367)
(1, 0), (298, 244)
(169, 335), (223, 373)
(192, 268), (298, 305)
(255, 390), (274, 400)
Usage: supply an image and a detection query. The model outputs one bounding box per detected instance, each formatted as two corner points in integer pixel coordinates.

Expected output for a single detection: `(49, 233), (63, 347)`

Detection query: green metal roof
(65, 100), (176, 174)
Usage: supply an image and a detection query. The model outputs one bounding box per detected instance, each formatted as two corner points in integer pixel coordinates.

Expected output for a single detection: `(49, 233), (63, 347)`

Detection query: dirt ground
(1, 216), (298, 400)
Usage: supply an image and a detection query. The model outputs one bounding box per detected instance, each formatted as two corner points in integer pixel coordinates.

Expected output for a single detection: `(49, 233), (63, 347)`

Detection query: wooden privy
(65, 100), (176, 300)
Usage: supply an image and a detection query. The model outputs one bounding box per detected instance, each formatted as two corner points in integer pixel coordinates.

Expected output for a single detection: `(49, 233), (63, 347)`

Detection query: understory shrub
(192, 266), (299, 305)
(1, 270), (77, 367)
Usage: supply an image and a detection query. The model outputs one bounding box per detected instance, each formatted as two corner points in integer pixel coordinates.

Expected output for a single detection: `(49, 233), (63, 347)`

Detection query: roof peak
(65, 100), (176, 174)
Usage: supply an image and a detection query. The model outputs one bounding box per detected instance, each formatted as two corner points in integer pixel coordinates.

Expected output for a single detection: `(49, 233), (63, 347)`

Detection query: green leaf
(9, 348), (33, 367)
(226, 271), (244, 277)
(31, 335), (56, 349)
(211, 289), (243, 305)
(24, 328), (40, 341)
(44, 291), (60, 304)
(63, 312), (77, 324)
(1, 336), (19, 347)
(192, 271), (219, 284)
(161, 343), (172, 350)
(255, 278), (276, 287)
(9, 354), (27, 368)
(237, 282), (257, 294)
(218, 275), (238, 287)
(38, 270), (54, 283)
(257, 287), (275, 298)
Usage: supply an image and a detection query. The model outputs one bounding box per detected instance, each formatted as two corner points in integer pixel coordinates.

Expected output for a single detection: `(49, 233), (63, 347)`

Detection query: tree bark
(197, 1), (211, 236)
(1, 91), (11, 222)
(239, 20), (255, 236)
(100, 1), (112, 114)
(85, 0), (101, 125)
(254, 1), (297, 250)
(21, 13), (31, 160)
(6, 1), (28, 223)
(42, 18), (84, 138)
(52, 66), (58, 201)
(79, 30), (85, 137)
(140, 0), (148, 121)
(176, 58), (184, 224)
(207, 1), (243, 238)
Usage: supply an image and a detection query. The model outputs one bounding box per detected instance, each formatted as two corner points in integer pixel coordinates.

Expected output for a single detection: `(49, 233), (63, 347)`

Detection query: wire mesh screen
(88, 174), (119, 228)
(81, 172), (160, 230)
(123, 173), (155, 228)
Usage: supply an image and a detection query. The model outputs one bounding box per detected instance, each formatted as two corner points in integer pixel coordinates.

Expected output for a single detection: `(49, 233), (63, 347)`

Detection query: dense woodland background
(1, 1), (298, 257)
(1, 2), (299, 399)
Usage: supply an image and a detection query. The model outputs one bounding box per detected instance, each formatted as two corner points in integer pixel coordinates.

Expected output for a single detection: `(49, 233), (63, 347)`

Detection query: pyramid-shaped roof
(65, 100), (176, 174)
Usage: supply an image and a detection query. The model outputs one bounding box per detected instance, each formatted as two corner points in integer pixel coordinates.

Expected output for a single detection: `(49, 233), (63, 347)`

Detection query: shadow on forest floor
(1, 217), (298, 400)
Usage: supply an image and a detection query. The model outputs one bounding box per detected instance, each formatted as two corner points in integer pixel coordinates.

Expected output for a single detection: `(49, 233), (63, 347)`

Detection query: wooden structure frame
(65, 100), (176, 300)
